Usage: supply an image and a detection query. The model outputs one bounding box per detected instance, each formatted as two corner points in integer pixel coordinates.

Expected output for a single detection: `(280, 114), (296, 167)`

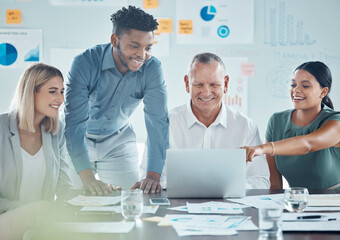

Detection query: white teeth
(200, 98), (212, 102)
(50, 105), (59, 109)
(132, 59), (143, 64)
(294, 97), (304, 100)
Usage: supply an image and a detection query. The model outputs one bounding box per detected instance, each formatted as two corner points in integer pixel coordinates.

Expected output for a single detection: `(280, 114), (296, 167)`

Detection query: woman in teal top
(244, 61), (340, 189)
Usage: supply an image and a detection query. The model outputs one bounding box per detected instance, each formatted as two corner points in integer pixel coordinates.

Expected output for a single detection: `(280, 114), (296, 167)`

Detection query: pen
(283, 216), (337, 222)
(297, 215), (324, 219)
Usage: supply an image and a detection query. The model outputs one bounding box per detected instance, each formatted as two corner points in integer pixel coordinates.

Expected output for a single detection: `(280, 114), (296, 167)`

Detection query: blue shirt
(64, 43), (169, 175)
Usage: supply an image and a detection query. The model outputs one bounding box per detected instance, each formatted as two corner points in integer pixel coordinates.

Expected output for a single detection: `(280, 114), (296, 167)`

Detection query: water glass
(121, 189), (143, 221)
(284, 187), (309, 213)
(258, 207), (283, 239)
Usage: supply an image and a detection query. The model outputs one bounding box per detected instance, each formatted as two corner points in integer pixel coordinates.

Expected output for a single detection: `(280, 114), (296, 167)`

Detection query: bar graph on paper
(226, 95), (242, 108)
(264, 0), (316, 46)
(222, 58), (248, 115)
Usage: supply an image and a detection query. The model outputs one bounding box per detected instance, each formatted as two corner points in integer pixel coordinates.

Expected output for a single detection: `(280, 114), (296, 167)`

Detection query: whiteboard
(0, 0), (339, 142)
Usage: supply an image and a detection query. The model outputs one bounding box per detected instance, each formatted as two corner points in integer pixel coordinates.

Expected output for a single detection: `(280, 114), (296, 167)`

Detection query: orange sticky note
(6, 9), (21, 24)
(157, 18), (172, 33)
(178, 20), (193, 34)
(143, 0), (158, 9)
(241, 63), (255, 77)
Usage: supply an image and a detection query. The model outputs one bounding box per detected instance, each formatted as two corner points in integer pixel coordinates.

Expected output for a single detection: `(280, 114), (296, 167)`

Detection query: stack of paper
(67, 195), (121, 207)
(56, 221), (135, 233)
(282, 212), (340, 231)
(80, 205), (159, 214)
(308, 194), (340, 207)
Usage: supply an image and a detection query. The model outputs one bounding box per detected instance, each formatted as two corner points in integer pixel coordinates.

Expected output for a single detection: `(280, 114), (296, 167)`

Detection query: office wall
(1, 0), (340, 142)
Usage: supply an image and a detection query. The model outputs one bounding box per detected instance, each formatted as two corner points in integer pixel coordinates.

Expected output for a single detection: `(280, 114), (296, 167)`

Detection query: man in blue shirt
(64, 6), (168, 195)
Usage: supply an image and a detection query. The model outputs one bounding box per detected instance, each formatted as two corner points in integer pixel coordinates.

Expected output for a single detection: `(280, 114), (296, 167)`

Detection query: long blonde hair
(9, 63), (64, 135)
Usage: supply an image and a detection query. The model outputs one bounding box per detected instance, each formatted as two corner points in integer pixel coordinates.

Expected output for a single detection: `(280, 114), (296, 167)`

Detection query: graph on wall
(222, 57), (248, 115)
(264, 0), (316, 46)
(0, 29), (42, 68)
(176, 0), (254, 44)
(49, 0), (127, 6)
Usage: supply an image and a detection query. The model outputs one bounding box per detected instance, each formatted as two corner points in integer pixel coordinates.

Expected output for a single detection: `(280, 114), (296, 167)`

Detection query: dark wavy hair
(110, 5), (158, 36)
(295, 61), (333, 109)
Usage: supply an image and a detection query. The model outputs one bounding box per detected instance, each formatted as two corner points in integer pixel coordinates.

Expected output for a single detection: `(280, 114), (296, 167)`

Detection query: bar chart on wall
(263, 0), (316, 47)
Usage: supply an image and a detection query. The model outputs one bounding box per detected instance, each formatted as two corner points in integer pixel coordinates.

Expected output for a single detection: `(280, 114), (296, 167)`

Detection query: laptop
(166, 149), (246, 198)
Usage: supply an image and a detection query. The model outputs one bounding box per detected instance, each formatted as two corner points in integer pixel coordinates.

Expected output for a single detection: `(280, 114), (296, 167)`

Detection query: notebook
(166, 149), (246, 198)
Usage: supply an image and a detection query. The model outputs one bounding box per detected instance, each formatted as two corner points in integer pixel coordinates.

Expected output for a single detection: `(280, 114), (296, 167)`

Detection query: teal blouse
(266, 105), (340, 189)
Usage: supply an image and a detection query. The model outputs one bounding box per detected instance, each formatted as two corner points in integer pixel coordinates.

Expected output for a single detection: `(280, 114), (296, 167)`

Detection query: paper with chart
(0, 29), (42, 68)
(176, 0), (254, 44)
(159, 214), (256, 236)
(227, 194), (284, 209)
(186, 201), (244, 214)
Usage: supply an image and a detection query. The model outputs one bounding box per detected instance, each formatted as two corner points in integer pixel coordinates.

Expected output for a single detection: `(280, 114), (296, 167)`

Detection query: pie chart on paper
(0, 43), (18, 66)
(200, 5), (217, 21)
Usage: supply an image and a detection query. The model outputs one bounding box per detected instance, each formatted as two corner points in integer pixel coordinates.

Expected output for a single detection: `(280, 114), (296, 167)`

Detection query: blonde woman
(0, 63), (74, 239)
(244, 61), (340, 190)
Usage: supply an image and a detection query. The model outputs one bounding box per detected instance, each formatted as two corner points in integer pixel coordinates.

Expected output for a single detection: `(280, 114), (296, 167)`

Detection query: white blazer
(0, 112), (74, 215)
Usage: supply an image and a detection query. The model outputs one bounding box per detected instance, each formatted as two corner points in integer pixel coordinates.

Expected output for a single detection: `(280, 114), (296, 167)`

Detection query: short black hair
(110, 5), (158, 36)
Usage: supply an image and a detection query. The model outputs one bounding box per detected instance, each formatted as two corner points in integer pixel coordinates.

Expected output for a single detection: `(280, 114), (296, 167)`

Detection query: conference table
(36, 189), (340, 240)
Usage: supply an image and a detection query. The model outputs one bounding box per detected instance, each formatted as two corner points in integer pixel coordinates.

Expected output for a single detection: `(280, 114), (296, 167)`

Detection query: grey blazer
(0, 112), (74, 214)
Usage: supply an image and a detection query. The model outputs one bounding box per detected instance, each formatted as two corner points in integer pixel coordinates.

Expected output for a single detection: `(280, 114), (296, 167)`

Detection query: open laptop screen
(166, 149), (246, 198)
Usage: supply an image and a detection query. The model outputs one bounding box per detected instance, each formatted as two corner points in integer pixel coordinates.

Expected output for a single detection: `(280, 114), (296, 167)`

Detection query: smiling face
(34, 76), (64, 122)
(185, 61), (228, 122)
(290, 69), (328, 111)
(111, 29), (153, 74)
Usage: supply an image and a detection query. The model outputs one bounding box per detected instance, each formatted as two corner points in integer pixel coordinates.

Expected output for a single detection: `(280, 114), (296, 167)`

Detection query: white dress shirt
(141, 101), (270, 189)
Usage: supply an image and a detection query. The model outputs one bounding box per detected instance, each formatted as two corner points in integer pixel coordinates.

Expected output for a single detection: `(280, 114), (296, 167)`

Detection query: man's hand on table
(79, 169), (121, 195)
(131, 172), (161, 194)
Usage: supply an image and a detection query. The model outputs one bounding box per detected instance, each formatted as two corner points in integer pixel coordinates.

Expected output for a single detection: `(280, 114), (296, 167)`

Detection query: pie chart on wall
(200, 5), (217, 21)
(0, 43), (18, 66)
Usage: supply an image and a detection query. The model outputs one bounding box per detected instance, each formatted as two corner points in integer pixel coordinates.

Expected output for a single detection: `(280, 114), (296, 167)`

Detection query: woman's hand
(241, 145), (265, 162)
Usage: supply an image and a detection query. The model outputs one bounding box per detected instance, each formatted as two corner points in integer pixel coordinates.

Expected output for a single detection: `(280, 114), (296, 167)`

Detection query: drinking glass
(284, 187), (309, 213)
(121, 189), (143, 221)
(258, 207), (283, 239)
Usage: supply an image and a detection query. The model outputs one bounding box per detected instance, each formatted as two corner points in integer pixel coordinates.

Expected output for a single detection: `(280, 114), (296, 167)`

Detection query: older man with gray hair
(141, 52), (270, 190)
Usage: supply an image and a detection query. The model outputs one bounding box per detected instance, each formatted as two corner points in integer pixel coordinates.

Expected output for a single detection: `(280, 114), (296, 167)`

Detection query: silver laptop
(166, 149), (246, 198)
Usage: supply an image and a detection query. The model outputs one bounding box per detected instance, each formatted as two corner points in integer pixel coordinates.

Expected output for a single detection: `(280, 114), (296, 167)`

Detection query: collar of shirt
(101, 44), (144, 74)
(185, 101), (228, 129)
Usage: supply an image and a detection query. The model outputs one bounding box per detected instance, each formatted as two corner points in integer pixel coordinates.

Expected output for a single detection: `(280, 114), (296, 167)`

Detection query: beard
(116, 42), (129, 70)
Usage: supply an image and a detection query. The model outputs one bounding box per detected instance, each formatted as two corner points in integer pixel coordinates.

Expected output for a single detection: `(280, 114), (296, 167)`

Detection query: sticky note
(142, 216), (165, 223)
(143, 0), (158, 9)
(241, 63), (255, 77)
(178, 20), (193, 34)
(157, 18), (173, 33)
(6, 9), (21, 24)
